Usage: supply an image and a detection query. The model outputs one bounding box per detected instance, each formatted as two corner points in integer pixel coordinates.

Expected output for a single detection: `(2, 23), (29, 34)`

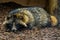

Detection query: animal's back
(15, 7), (51, 27)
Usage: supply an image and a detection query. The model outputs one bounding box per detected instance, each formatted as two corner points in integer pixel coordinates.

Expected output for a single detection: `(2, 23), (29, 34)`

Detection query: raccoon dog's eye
(7, 17), (11, 20)
(6, 15), (12, 20)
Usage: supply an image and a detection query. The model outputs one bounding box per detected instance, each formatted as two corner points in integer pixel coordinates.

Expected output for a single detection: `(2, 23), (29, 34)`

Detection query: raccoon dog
(3, 7), (58, 31)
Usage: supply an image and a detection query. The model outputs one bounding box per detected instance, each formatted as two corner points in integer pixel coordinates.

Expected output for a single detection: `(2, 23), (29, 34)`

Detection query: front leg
(27, 22), (34, 30)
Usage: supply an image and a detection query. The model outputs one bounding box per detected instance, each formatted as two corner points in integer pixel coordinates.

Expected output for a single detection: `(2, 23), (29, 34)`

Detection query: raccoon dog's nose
(12, 29), (16, 32)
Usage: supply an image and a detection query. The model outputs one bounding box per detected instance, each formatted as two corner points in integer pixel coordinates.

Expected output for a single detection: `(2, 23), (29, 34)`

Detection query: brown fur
(15, 9), (34, 24)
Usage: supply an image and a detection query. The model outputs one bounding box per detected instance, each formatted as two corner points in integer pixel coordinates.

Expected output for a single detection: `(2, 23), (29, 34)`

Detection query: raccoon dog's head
(3, 9), (31, 32)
